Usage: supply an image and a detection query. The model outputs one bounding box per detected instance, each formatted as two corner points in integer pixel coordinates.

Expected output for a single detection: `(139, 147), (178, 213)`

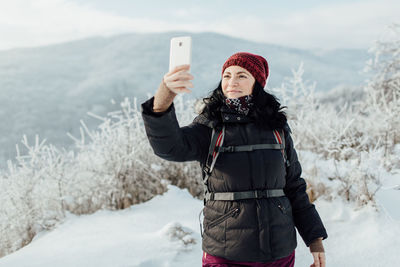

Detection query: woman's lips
(227, 90), (241, 93)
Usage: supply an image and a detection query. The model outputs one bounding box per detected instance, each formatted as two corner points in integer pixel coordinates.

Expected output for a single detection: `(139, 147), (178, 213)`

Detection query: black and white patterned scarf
(224, 94), (254, 115)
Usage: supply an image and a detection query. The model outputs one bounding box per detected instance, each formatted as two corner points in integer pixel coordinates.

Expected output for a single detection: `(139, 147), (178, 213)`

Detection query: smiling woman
(141, 52), (328, 266)
(221, 66), (255, 98)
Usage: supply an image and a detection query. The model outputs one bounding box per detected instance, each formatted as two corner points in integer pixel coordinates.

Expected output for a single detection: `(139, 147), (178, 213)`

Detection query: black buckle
(204, 166), (210, 174)
(226, 146), (234, 152)
(209, 192), (215, 201)
(203, 190), (214, 204)
(203, 189), (209, 205)
(255, 190), (268, 198)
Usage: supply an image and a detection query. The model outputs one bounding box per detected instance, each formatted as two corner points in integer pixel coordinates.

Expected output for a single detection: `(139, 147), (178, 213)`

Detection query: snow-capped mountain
(0, 32), (369, 168)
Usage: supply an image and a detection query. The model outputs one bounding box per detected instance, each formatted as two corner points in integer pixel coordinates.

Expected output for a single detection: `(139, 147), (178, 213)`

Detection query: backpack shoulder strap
(202, 125), (225, 205)
(273, 129), (290, 168)
(204, 126), (224, 173)
(203, 125), (225, 182)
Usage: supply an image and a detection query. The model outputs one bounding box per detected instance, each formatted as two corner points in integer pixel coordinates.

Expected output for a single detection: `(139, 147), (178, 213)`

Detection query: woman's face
(221, 65), (256, 99)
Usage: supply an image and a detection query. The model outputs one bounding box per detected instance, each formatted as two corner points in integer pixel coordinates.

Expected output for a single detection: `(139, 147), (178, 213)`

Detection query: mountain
(0, 32), (370, 168)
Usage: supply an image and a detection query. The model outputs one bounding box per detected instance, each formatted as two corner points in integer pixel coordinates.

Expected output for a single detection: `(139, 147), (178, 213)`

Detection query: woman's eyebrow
(224, 71), (249, 75)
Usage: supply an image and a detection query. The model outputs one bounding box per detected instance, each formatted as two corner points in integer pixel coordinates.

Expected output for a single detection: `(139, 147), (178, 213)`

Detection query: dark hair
(201, 81), (287, 130)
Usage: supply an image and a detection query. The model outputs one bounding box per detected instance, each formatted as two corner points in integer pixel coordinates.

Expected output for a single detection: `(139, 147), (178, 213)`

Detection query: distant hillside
(0, 31), (370, 168)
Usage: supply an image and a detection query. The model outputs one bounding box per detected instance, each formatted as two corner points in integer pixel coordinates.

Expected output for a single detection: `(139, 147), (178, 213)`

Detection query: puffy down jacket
(141, 96), (328, 262)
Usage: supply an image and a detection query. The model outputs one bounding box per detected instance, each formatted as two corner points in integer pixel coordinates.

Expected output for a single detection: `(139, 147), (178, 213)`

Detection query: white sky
(0, 0), (399, 51)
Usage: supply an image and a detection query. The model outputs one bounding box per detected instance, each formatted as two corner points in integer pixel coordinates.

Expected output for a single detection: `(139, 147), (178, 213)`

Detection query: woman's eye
(223, 75), (230, 78)
(239, 75), (247, 78)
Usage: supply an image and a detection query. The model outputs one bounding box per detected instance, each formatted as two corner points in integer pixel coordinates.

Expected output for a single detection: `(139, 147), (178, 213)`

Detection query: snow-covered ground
(0, 184), (399, 267)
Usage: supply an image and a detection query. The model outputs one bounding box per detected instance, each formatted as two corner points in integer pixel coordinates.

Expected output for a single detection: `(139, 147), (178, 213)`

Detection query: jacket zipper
(272, 198), (287, 214)
(277, 203), (286, 213)
(207, 207), (240, 229)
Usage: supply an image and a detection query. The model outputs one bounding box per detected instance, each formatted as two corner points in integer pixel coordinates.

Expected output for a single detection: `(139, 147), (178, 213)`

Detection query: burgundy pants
(202, 250), (295, 267)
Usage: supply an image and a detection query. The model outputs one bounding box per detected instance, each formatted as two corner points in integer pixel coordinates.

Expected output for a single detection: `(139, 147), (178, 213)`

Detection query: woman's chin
(226, 93), (244, 99)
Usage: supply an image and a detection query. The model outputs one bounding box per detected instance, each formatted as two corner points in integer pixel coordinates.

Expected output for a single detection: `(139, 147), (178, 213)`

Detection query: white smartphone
(169, 36), (192, 72)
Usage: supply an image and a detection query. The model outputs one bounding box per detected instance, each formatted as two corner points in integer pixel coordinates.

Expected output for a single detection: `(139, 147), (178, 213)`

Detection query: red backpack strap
(273, 129), (290, 167)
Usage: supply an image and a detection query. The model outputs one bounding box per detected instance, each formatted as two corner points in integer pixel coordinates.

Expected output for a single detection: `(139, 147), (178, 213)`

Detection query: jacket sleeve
(141, 96), (211, 163)
(283, 126), (328, 247)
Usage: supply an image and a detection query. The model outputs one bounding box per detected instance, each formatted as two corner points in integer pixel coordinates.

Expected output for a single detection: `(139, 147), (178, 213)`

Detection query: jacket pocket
(271, 197), (293, 224)
(206, 207), (240, 229)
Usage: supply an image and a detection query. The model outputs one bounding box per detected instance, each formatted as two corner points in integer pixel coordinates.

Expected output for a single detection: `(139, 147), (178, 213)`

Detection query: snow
(308, 199), (400, 267)
(0, 185), (203, 267)
(0, 184), (399, 267)
(376, 170), (400, 221)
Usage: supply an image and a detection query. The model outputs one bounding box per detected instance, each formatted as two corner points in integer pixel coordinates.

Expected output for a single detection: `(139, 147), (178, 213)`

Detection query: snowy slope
(0, 184), (399, 267)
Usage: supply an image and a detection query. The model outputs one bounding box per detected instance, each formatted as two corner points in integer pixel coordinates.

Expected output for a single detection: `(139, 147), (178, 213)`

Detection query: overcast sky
(0, 0), (399, 51)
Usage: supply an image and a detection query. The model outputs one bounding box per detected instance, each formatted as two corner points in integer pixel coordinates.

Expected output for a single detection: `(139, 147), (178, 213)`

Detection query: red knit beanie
(221, 52), (269, 88)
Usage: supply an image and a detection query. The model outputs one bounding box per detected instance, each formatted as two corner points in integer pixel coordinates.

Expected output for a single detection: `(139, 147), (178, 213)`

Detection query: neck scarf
(224, 94), (254, 115)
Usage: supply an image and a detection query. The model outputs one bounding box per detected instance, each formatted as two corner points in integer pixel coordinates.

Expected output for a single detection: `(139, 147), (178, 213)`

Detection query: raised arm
(141, 65), (210, 163)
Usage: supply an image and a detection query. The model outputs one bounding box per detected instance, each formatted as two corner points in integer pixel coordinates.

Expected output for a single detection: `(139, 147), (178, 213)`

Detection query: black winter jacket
(141, 96), (328, 262)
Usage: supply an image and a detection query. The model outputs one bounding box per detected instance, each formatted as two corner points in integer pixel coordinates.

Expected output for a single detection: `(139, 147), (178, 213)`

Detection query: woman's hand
(163, 64), (194, 94)
(310, 252), (326, 267)
(153, 64), (194, 112)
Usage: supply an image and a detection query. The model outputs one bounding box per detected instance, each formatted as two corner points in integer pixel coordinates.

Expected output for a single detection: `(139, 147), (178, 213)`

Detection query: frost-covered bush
(64, 97), (167, 213)
(269, 63), (392, 206)
(271, 24), (399, 166)
(364, 23), (400, 105)
(360, 23), (400, 170)
(270, 63), (361, 159)
(0, 94), (205, 257)
(269, 24), (400, 206)
(0, 136), (72, 257)
(161, 222), (197, 251)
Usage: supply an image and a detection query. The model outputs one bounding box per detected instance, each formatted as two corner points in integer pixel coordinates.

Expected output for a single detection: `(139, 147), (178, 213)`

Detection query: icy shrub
(0, 94), (207, 257)
(157, 160), (203, 198)
(161, 222), (197, 250)
(270, 65), (389, 205)
(0, 136), (71, 257)
(270, 24), (400, 205)
(0, 97), (169, 256)
(360, 23), (400, 170)
(65, 97), (167, 212)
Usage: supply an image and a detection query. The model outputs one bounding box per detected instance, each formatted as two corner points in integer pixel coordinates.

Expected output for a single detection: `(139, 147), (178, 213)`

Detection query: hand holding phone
(163, 64), (193, 94)
(153, 37), (193, 112)
(162, 36), (193, 94)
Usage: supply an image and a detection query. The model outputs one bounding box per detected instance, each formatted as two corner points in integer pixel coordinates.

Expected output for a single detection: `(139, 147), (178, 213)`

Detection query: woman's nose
(228, 77), (239, 86)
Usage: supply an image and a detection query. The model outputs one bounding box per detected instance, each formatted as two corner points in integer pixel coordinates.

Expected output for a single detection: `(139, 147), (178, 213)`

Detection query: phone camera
(179, 42), (182, 46)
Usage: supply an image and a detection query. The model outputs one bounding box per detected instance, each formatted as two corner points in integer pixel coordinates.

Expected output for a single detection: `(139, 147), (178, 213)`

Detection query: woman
(141, 52), (328, 267)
